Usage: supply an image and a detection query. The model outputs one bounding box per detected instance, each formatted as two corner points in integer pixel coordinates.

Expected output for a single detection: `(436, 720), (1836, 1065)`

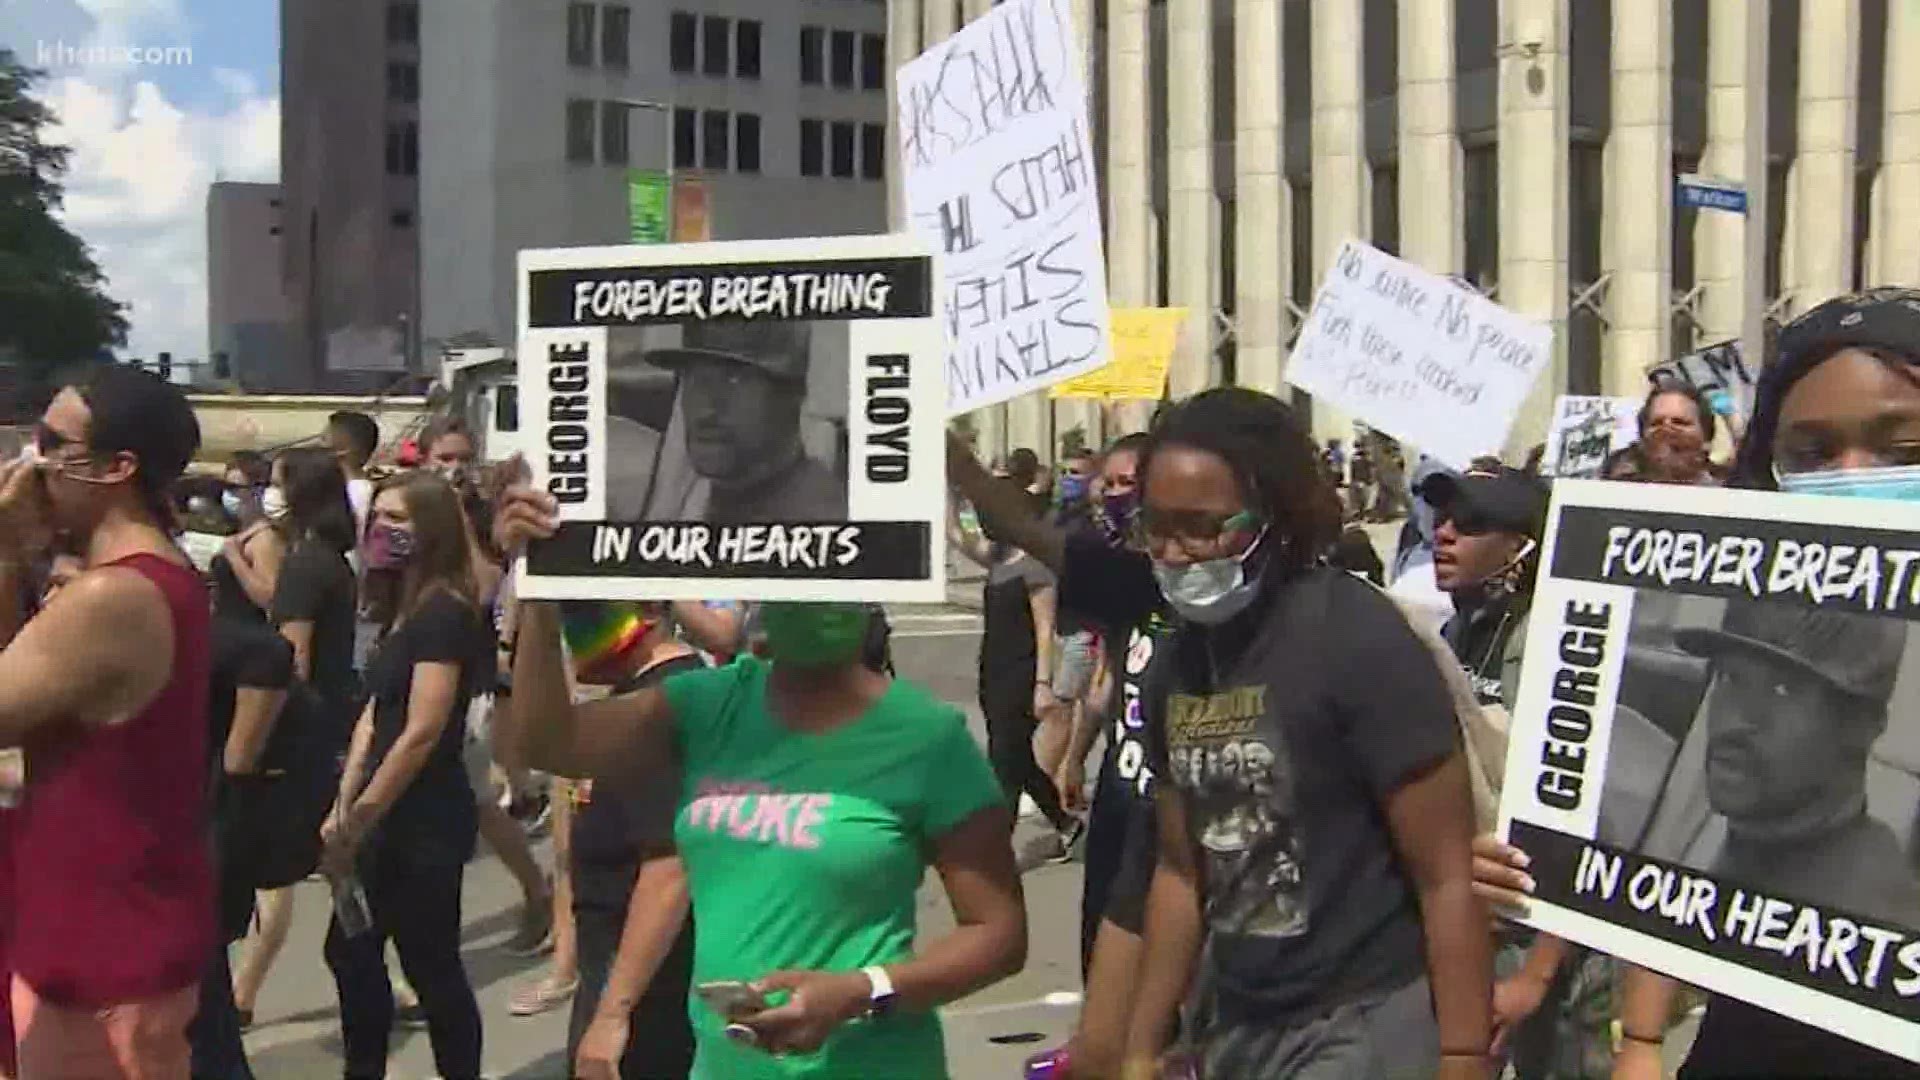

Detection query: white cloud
(42, 65), (278, 361)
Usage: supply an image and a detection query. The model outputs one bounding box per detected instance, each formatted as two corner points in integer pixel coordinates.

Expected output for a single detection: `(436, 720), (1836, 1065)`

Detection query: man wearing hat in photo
(1676, 602), (1920, 926)
(644, 321), (847, 525)
(1420, 459), (1549, 711)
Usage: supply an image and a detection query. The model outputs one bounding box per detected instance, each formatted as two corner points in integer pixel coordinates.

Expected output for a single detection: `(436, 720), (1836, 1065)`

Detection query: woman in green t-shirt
(493, 484), (1027, 1079)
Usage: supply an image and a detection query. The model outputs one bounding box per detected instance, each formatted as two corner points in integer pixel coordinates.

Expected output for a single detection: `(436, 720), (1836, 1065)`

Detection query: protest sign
(1048, 307), (1185, 401)
(1499, 479), (1920, 1060)
(513, 234), (947, 603)
(627, 170), (669, 244)
(1541, 395), (1639, 478)
(1286, 240), (1552, 469)
(896, 0), (1111, 415)
(1650, 338), (1757, 428)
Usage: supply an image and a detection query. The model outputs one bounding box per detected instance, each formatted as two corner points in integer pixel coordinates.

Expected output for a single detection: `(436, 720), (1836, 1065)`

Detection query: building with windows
(891, 0), (1920, 461)
(420, 0), (893, 351)
(205, 181), (300, 390)
(279, 0), (422, 389)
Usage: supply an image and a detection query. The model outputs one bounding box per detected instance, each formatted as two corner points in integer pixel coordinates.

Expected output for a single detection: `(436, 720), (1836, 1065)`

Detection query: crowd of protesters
(0, 284), (1912, 1080)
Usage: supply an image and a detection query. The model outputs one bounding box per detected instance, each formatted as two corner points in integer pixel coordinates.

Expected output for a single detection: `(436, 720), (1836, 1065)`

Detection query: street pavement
(236, 605), (1086, 1078)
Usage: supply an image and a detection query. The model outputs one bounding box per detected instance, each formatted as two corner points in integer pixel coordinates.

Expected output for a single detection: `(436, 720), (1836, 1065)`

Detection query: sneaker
(509, 976), (577, 1017)
(1015, 832), (1068, 873)
(1052, 819), (1087, 865)
(395, 1001), (428, 1029)
(502, 892), (554, 957)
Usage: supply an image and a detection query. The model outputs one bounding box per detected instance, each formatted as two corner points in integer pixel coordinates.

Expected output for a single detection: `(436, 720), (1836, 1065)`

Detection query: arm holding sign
(494, 480), (677, 785)
(948, 432), (1065, 573)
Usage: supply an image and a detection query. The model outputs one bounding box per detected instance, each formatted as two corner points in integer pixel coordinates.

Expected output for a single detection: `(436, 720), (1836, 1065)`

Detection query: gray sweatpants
(1189, 976), (1440, 1079)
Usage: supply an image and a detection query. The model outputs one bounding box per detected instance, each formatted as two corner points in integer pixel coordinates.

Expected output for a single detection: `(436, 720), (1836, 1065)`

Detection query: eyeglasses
(33, 422), (90, 463)
(1129, 509), (1262, 557)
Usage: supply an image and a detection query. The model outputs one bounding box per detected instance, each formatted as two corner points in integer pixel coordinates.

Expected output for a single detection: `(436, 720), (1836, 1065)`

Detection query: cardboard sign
(1287, 240), (1552, 469)
(1500, 479), (1920, 1061)
(1542, 396), (1640, 478)
(513, 234), (948, 603)
(1650, 338), (1757, 428)
(1048, 307), (1185, 401)
(896, 0), (1111, 415)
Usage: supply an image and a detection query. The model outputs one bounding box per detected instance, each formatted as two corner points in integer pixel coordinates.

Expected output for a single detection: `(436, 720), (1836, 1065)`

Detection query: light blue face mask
(1775, 464), (1920, 503)
(1151, 530), (1268, 626)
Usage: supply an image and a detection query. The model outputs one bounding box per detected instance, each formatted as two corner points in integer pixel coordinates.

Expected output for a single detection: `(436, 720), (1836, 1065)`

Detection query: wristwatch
(861, 965), (897, 1019)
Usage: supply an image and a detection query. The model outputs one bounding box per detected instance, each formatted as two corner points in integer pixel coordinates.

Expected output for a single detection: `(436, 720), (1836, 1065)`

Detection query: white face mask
(1151, 532), (1268, 626)
(261, 485), (289, 521)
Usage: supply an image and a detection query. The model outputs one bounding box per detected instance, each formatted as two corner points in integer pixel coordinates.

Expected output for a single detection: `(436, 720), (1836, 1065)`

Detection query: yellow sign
(1048, 308), (1187, 401)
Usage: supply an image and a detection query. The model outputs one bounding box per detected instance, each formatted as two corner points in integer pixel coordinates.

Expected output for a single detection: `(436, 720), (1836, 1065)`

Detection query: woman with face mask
(321, 471), (490, 1080)
(489, 475), (1026, 1078)
(1475, 287), (1920, 1080)
(1634, 382), (1722, 487)
(952, 389), (1492, 1079)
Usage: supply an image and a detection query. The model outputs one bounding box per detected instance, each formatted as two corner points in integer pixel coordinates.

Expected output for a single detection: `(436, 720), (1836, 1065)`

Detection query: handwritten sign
(1286, 240), (1552, 470)
(1542, 396), (1639, 478)
(1048, 307), (1185, 400)
(896, 0), (1111, 415)
(1649, 338), (1756, 428)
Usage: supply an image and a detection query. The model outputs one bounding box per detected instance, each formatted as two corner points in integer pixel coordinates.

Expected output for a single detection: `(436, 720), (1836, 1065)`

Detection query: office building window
(800, 118), (824, 176)
(669, 11), (696, 72)
(800, 26), (825, 85)
(566, 99), (596, 163)
(703, 15), (730, 76)
(830, 120), (855, 178)
(385, 124), (404, 174)
(737, 113), (762, 173)
(386, 2), (418, 44)
(387, 62), (418, 104)
(830, 30), (856, 88)
(702, 109), (730, 169)
(566, 2), (596, 66)
(860, 33), (884, 91)
(860, 122), (884, 180)
(673, 107), (697, 168)
(602, 5), (630, 68)
(401, 122), (418, 175)
(601, 101), (630, 164)
(736, 19), (761, 79)
(391, 209), (414, 228)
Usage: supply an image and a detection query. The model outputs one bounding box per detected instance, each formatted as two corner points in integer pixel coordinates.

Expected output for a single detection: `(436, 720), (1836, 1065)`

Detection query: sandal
(509, 976), (578, 1017)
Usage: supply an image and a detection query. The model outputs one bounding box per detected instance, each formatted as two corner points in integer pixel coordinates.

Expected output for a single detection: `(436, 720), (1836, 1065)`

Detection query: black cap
(1675, 601), (1908, 706)
(643, 321), (812, 385)
(1418, 465), (1548, 538)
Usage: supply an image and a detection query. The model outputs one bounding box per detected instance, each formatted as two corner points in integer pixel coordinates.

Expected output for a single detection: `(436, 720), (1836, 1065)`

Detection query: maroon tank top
(12, 553), (214, 1006)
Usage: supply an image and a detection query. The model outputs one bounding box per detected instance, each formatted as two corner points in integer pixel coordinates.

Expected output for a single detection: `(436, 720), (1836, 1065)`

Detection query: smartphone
(695, 980), (769, 1019)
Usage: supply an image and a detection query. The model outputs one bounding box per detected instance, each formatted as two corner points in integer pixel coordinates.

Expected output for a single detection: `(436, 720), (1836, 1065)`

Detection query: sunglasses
(1130, 509), (1263, 555)
(33, 422), (84, 457)
(1434, 504), (1500, 537)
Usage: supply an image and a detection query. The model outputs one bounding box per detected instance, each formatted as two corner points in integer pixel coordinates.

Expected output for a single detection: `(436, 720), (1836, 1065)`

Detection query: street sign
(1676, 173), (1748, 214)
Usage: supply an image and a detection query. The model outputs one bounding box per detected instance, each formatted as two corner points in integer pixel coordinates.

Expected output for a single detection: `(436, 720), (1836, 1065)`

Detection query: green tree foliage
(0, 49), (128, 395)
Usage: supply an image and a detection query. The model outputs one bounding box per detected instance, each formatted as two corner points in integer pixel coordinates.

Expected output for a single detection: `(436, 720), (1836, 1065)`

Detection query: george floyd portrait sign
(1499, 479), (1920, 1061)
(514, 235), (948, 603)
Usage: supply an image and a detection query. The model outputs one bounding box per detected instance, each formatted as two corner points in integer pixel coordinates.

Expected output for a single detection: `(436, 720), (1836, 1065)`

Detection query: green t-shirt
(664, 655), (1004, 1079)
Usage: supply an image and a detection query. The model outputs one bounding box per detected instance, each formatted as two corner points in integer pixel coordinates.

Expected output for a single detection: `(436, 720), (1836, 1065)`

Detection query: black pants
(569, 862), (695, 1080)
(1079, 776), (1128, 972)
(189, 942), (254, 1080)
(982, 693), (1071, 833)
(325, 845), (482, 1080)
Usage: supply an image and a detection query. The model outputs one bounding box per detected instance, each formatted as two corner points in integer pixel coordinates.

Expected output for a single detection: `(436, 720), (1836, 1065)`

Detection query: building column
(885, 0), (921, 231)
(1397, 0), (1462, 276)
(1106, 0), (1154, 434)
(1602, 0), (1672, 397)
(961, 0), (990, 23)
(1309, 0), (1367, 437)
(1871, 0), (1920, 286)
(1165, 0), (1215, 399)
(1692, 0), (1756, 344)
(921, 0), (955, 48)
(1785, 0), (1860, 313)
(1056, 0), (1101, 449)
(1235, 0), (1286, 396)
(1497, 0), (1569, 452)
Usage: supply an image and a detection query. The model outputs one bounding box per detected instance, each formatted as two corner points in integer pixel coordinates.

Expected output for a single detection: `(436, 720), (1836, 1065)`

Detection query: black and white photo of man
(643, 320), (847, 525)
(1673, 602), (1920, 924)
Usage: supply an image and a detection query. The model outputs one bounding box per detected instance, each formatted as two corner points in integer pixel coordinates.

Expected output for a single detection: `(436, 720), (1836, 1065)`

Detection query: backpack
(224, 680), (340, 891)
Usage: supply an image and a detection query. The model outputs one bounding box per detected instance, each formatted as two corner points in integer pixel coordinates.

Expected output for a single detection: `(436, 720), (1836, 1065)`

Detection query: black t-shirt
(209, 553), (266, 624)
(979, 554), (1054, 708)
(1681, 995), (1920, 1078)
(1143, 567), (1460, 1022)
(362, 589), (489, 865)
(572, 651), (708, 908)
(270, 538), (358, 712)
(208, 617), (296, 772)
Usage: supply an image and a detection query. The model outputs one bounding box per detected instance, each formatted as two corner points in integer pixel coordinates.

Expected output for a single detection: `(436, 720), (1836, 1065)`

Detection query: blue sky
(1, 0), (282, 360)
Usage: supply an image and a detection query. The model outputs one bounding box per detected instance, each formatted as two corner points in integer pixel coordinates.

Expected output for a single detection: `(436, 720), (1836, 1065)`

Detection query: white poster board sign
(896, 0), (1111, 415)
(1650, 338), (1757, 429)
(513, 234), (948, 603)
(1287, 241), (1552, 469)
(1500, 479), (1920, 1062)
(1541, 395), (1639, 478)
